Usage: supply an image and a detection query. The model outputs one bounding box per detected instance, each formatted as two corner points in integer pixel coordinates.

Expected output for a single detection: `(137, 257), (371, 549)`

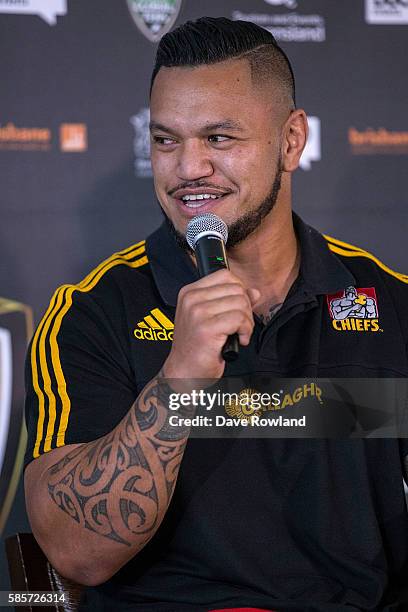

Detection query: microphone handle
(194, 237), (239, 362)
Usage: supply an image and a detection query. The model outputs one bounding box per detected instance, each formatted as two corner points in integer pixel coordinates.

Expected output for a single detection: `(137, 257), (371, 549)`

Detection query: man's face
(149, 59), (287, 245)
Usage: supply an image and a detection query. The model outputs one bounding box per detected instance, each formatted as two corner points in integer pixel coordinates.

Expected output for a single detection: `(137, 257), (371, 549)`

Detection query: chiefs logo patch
(327, 286), (382, 332)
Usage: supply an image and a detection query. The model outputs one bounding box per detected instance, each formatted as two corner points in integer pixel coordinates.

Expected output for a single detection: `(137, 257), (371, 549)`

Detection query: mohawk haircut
(150, 16), (296, 109)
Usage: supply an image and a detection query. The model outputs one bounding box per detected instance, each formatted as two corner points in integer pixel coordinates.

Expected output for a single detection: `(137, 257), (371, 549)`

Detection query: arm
(25, 373), (189, 586)
(25, 269), (257, 586)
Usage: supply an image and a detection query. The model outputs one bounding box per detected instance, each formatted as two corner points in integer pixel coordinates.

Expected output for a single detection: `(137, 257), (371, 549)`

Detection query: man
(24, 17), (408, 612)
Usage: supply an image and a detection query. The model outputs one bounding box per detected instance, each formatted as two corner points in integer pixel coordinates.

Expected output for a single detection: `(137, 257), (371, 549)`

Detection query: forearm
(27, 372), (190, 585)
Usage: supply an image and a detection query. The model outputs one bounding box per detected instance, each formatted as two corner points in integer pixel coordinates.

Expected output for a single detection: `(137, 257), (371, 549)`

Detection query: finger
(189, 294), (254, 320)
(247, 288), (261, 306)
(183, 268), (244, 291)
(179, 282), (250, 307)
(209, 310), (255, 346)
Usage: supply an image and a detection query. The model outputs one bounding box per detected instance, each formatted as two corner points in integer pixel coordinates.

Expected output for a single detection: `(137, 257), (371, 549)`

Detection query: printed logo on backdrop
(365, 0), (408, 24)
(130, 109), (152, 178)
(264, 0), (297, 7)
(60, 124), (88, 152)
(299, 116), (321, 170)
(0, 298), (34, 535)
(126, 0), (183, 43)
(0, 0), (66, 25)
(0, 121), (88, 153)
(349, 127), (408, 154)
(0, 122), (51, 151)
(232, 1), (326, 43)
(0, 328), (12, 483)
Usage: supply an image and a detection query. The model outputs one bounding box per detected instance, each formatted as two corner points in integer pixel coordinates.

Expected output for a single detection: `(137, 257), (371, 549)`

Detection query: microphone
(186, 213), (239, 362)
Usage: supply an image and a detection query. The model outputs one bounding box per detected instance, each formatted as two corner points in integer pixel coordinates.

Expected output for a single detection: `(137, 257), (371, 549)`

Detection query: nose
(176, 138), (214, 181)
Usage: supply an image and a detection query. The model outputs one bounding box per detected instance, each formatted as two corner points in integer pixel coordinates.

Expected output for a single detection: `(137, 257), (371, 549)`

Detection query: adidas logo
(134, 308), (174, 341)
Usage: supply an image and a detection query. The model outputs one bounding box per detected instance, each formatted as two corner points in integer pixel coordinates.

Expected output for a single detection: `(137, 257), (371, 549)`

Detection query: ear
(281, 109), (308, 172)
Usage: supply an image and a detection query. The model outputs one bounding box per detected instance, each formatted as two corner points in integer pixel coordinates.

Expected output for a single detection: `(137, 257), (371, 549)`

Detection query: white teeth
(181, 193), (220, 202)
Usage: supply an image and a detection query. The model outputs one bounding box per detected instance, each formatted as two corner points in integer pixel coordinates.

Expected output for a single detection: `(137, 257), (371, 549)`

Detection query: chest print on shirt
(327, 286), (382, 332)
(133, 307), (174, 341)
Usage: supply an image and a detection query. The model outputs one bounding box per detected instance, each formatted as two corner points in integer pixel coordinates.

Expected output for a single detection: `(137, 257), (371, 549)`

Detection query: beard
(162, 158), (283, 254)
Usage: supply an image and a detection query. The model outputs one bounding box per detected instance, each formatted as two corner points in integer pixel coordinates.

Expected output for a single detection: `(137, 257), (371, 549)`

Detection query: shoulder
(80, 239), (151, 292)
(323, 233), (408, 290)
(35, 239), (153, 341)
(58, 239), (152, 307)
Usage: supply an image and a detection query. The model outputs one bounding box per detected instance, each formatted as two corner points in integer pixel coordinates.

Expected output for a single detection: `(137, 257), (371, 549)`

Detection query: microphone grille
(186, 213), (228, 250)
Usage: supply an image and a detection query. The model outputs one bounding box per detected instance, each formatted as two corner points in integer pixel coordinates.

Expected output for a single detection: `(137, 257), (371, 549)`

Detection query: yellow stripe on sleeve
(31, 286), (65, 458)
(31, 242), (148, 457)
(40, 287), (68, 452)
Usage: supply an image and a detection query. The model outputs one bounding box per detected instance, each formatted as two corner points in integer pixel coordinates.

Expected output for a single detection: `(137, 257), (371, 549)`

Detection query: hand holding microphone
(186, 214), (241, 362)
(163, 213), (260, 381)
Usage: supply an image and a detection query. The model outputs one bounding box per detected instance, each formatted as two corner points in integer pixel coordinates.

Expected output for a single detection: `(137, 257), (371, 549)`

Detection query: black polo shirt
(25, 213), (408, 611)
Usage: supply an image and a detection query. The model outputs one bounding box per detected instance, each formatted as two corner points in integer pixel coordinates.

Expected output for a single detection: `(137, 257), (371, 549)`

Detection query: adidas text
(134, 328), (174, 341)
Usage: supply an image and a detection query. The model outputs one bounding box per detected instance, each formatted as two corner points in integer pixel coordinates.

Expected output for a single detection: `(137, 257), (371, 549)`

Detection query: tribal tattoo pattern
(47, 375), (190, 546)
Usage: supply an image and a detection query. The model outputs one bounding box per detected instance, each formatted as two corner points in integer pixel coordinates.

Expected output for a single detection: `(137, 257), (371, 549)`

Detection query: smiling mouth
(179, 193), (227, 208)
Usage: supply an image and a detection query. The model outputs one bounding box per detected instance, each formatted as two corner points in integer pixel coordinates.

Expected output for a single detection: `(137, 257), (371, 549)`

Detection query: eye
(152, 135), (177, 145)
(208, 135), (232, 143)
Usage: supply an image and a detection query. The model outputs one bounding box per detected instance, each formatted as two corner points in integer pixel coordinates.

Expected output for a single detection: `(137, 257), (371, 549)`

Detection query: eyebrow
(202, 120), (244, 132)
(149, 122), (174, 133)
(149, 119), (245, 134)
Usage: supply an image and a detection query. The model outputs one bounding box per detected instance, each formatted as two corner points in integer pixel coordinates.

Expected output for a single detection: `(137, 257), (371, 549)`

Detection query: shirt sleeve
(24, 285), (137, 469)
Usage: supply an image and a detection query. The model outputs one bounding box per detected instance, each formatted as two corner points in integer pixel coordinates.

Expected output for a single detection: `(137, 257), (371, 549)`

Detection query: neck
(227, 201), (299, 316)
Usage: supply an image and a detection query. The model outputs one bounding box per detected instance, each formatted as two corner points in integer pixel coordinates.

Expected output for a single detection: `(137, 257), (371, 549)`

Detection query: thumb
(247, 288), (261, 305)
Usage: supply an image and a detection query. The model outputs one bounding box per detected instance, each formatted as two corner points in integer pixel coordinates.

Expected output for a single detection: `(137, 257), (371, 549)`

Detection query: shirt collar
(292, 212), (355, 296)
(146, 212), (355, 307)
(146, 221), (199, 307)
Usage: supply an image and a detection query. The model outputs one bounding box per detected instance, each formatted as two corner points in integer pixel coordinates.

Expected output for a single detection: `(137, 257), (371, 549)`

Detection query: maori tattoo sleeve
(47, 375), (191, 546)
